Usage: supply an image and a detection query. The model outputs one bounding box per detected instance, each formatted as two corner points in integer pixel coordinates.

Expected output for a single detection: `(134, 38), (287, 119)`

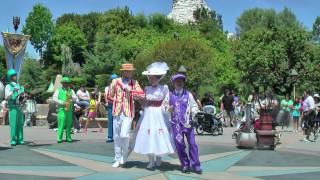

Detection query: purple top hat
(171, 73), (186, 82)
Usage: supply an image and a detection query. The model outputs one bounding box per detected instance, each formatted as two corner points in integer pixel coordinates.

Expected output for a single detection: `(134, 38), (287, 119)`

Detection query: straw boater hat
(142, 62), (169, 76)
(120, 63), (135, 71)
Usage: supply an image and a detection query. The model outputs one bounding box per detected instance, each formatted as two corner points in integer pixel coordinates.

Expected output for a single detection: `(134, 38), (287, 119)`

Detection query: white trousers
(113, 113), (133, 162)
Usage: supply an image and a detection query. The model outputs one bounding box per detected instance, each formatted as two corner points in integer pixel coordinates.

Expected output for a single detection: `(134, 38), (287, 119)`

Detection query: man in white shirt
(302, 90), (316, 142)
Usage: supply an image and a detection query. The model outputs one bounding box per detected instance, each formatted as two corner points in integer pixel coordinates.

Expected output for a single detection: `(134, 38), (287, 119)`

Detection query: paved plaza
(0, 126), (319, 180)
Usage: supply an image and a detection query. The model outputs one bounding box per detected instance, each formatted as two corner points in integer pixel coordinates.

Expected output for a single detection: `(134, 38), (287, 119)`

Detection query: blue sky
(0, 0), (319, 58)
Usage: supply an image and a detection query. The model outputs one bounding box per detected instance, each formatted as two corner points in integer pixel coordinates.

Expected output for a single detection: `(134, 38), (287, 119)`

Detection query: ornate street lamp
(290, 69), (298, 99)
(13, 16), (20, 33)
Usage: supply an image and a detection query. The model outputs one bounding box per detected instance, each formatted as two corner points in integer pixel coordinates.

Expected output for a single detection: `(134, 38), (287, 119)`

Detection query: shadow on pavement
(123, 161), (182, 172)
(0, 147), (13, 151)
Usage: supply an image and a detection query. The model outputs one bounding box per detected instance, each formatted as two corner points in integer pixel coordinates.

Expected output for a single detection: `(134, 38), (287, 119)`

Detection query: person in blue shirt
(292, 97), (301, 132)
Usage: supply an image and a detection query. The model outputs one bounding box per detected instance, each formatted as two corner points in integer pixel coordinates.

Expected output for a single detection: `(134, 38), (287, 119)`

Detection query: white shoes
(112, 161), (121, 168)
(155, 157), (162, 167)
(120, 154), (128, 165)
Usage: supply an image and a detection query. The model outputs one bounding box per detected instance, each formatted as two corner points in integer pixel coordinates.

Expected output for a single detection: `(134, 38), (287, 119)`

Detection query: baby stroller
(195, 105), (223, 135)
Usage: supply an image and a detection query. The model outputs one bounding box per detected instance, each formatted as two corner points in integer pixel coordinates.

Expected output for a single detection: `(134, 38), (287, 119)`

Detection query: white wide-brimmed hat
(314, 93), (320, 98)
(142, 62), (169, 76)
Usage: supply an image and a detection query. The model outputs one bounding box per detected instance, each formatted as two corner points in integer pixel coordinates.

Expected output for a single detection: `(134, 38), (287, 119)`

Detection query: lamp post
(290, 69), (298, 99)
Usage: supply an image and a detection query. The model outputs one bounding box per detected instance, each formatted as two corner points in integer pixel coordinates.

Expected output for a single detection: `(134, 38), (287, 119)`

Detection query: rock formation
(168, 0), (211, 24)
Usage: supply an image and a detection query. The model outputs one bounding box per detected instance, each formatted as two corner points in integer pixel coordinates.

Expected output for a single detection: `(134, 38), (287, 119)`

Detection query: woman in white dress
(134, 62), (175, 169)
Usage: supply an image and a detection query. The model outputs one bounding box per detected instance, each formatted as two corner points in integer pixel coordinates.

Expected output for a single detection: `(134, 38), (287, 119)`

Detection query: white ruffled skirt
(133, 106), (175, 156)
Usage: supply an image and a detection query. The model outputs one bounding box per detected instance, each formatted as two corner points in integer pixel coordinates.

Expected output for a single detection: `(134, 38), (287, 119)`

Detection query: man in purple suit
(164, 73), (202, 174)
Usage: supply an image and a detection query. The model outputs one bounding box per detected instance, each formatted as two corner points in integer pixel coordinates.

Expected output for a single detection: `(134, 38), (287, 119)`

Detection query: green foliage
(72, 76), (87, 89)
(82, 52), (111, 86)
(233, 26), (312, 95)
(134, 13), (148, 28)
(297, 44), (320, 94)
(133, 34), (239, 97)
(56, 12), (102, 52)
(149, 13), (174, 32)
(20, 58), (42, 89)
(134, 37), (213, 85)
(95, 74), (110, 89)
(0, 46), (6, 78)
(236, 7), (302, 34)
(313, 16), (320, 37)
(46, 23), (87, 66)
(22, 3), (54, 57)
(56, 13), (82, 27)
(98, 6), (137, 37)
(193, 6), (223, 30)
(22, 5), (320, 103)
(20, 58), (56, 102)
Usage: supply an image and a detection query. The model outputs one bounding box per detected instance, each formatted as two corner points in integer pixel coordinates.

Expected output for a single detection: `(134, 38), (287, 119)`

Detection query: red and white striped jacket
(107, 77), (145, 118)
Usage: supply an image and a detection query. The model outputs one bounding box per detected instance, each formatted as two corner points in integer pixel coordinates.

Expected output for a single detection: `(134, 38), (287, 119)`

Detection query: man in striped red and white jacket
(107, 63), (145, 168)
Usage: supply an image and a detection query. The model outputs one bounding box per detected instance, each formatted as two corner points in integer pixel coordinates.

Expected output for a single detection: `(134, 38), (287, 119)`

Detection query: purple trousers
(172, 124), (201, 171)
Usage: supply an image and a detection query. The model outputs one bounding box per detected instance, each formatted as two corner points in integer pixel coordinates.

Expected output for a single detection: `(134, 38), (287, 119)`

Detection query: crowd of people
(47, 62), (202, 174)
(193, 87), (320, 143)
(245, 90), (320, 142)
(1, 62), (320, 174)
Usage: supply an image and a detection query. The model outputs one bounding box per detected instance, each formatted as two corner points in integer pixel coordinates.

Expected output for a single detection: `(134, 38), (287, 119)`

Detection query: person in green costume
(5, 69), (25, 146)
(53, 77), (78, 143)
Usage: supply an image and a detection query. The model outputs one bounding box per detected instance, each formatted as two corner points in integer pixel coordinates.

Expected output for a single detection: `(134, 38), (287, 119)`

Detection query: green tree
(133, 36), (239, 96)
(20, 58), (61, 103)
(56, 12), (102, 52)
(236, 7), (302, 35)
(98, 6), (137, 37)
(193, 6), (223, 30)
(312, 16), (320, 37)
(304, 44), (320, 93)
(134, 13), (148, 28)
(149, 13), (174, 32)
(233, 26), (312, 95)
(0, 46), (6, 77)
(45, 23), (87, 66)
(23, 3), (54, 60)
(278, 7), (301, 29)
(20, 58), (42, 89)
(56, 13), (82, 27)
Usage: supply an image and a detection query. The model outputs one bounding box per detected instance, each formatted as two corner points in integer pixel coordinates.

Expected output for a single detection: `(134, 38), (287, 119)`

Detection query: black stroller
(195, 105), (223, 135)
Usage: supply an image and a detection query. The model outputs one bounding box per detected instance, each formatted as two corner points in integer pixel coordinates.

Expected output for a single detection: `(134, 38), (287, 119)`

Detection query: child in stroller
(195, 105), (223, 135)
